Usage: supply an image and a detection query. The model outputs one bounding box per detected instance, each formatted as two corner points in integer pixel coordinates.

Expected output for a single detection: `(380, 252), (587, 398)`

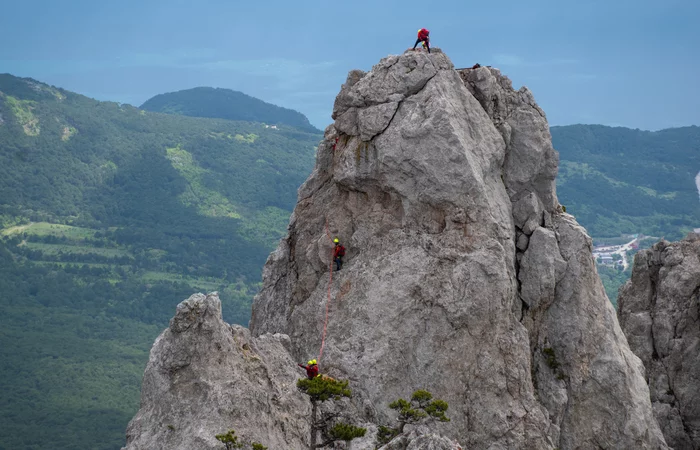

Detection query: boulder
(123, 293), (309, 450)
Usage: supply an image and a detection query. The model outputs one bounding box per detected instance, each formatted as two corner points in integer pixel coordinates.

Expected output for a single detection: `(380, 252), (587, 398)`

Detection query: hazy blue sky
(1, 0), (698, 130)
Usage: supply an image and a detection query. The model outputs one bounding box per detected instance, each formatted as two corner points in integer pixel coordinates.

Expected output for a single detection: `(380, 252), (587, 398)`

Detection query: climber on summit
(412, 28), (430, 53)
(298, 359), (319, 379)
(333, 238), (345, 271)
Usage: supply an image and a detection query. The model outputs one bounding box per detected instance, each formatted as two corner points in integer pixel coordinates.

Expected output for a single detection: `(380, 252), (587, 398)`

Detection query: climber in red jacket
(333, 238), (345, 272)
(298, 359), (319, 379)
(413, 28), (430, 53)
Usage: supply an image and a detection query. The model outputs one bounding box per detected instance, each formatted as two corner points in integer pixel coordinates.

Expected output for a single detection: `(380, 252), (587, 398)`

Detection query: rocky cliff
(250, 49), (667, 449)
(123, 292), (462, 449)
(619, 235), (700, 450)
(123, 293), (310, 450)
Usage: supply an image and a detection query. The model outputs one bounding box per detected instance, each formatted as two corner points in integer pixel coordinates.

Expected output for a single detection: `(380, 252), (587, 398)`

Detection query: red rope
(318, 220), (334, 363)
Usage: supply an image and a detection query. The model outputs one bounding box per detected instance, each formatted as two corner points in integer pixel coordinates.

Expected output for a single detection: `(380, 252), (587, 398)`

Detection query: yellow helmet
(308, 360), (314, 365)
(333, 238), (339, 243)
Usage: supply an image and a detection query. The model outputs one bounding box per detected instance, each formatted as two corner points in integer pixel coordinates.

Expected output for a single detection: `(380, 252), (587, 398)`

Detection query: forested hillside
(141, 86), (320, 133)
(0, 74), (319, 450)
(552, 124), (700, 240)
(2, 71), (699, 450)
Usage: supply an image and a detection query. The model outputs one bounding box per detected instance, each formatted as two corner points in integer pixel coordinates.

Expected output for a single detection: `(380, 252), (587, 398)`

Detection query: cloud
(491, 54), (581, 67)
(566, 73), (598, 81)
(1, 49), (337, 87)
(492, 54), (525, 66)
(1, 49), (342, 129)
(192, 58), (337, 90)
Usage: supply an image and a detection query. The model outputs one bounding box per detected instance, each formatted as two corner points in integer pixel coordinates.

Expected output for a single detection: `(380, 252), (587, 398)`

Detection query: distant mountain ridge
(140, 86), (320, 132)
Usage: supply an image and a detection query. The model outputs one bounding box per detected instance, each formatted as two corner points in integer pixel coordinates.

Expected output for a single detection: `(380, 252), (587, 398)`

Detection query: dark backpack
(338, 245), (346, 257)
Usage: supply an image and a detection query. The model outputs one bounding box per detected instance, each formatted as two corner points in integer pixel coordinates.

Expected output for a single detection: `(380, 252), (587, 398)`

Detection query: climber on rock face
(332, 136), (339, 151)
(298, 359), (319, 379)
(412, 28), (430, 53)
(333, 238), (345, 271)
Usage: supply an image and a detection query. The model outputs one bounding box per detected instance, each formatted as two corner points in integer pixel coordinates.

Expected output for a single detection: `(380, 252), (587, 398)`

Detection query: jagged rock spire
(251, 48), (667, 449)
(619, 235), (700, 450)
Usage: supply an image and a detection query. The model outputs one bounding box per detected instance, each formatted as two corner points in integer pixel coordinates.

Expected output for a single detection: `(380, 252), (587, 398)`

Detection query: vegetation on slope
(553, 124), (700, 304)
(552, 124), (700, 240)
(2, 73), (698, 449)
(0, 74), (319, 450)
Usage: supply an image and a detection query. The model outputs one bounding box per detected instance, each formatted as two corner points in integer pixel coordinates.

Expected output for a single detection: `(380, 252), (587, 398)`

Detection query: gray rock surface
(619, 235), (700, 449)
(379, 427), (463, 450)
(347, 425), (462, 450)
(123, 293), (309, 450)
(251, 49), (666, 449)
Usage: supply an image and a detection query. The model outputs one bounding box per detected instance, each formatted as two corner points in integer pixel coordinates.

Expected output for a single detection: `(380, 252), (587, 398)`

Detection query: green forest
(2, 73), (700, 450)
(551, 124), (700, 240)
(552, 124), (700, 304)
(0, 74), (319, 450)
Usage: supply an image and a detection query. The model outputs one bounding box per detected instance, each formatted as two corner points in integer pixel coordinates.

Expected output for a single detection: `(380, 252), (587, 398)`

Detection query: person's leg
(413, 38), (421, 50)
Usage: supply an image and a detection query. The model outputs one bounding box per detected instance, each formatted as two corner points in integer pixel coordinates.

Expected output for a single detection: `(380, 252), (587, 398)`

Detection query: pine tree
(376, 389), (450, 446)
(215, 429), (267, 450)
(297, 376), (366, 449)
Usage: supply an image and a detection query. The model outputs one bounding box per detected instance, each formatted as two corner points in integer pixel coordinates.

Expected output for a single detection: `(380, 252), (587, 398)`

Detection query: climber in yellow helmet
(298, 359), (319, 379)
(333, 238), (345, 272)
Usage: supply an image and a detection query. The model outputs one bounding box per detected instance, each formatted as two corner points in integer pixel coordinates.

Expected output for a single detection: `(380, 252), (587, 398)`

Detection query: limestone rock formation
(251, 49), (667, 449)
(122, 293), (309, 450)
(379, 427), (463, 450)
(619, 235), (700, 449)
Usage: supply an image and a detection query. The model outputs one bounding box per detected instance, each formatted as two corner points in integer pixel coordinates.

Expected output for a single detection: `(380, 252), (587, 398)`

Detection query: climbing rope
(318, 219), (334, 363)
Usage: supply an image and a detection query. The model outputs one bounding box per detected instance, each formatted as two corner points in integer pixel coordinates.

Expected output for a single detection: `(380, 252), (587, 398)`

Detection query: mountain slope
(140, 86), (320, 132)
(0, 73), (319, 450)
(551, 124), (700, 239)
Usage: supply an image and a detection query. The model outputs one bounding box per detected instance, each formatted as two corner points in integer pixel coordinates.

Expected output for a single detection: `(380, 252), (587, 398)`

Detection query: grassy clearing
(61, 125), (78, 141)
(234, 133), (258, 143)
(165, 144), (241, 219)
(22, 242), (132, 258)
(559, 161), (678, 199)
(2, 222), (97, 239)
(5, 95), (39, 136)
(142, 271), (222, 290)
(207, 131), (234, 140)
(32, 261), (128, 270)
